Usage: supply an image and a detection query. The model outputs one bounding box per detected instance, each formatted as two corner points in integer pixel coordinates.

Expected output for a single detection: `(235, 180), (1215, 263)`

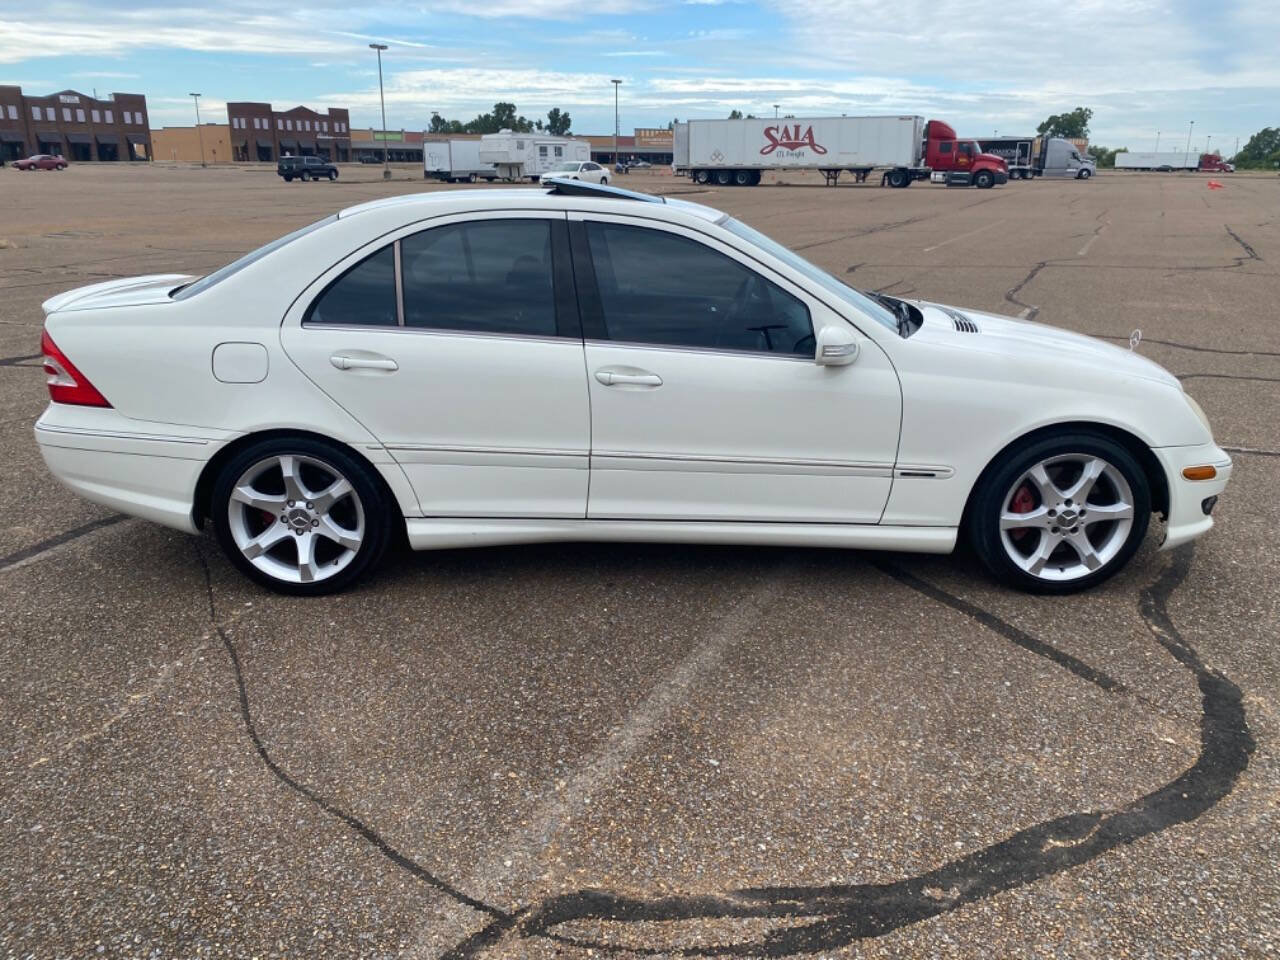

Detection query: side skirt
(404, 519), (958, 554)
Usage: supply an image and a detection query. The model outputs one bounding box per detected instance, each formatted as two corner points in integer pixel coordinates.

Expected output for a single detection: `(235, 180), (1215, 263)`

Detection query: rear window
(171, 215), (336, 300)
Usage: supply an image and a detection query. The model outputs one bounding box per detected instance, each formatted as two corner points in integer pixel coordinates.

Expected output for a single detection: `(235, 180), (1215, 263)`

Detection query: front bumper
(994, 170), (1009, 184)
(1152, 442), (1233, 550)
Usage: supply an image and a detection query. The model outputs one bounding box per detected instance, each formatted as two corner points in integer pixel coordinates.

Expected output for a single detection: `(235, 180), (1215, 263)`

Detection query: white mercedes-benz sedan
(35, 179), (1231, 595)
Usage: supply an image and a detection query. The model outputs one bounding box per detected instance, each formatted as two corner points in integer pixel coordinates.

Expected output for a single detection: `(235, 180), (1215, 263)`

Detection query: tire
(733, 169), (752, 186)
(328, 170), (337, 181)
(749, 170), (761, 185)
(715, 169), (732, 186)
(300, 170), (311, 182)
(887, 168), (909, 188)
(967, 431), (1151, 594)
(211, 436), (395, 596)
(57, 164), (66, 170)
(694, 169), (710, 184)
(283, 175), (292, 182)
(974, 169), (994, 188)
(1078, 168), (1092, 180)
(468, 173), (477, 184)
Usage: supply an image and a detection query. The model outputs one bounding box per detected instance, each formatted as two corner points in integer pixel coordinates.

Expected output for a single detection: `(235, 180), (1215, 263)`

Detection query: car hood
(42, 274), (194, 314)
(913, 301), (1180, 389)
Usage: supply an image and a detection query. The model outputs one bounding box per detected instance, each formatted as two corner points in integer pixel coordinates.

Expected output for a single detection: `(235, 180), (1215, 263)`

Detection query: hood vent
(938, 306), (980, 333)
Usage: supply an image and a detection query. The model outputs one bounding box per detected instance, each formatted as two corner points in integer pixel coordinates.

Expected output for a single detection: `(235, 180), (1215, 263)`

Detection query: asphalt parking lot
(2, 163), (1277, 958)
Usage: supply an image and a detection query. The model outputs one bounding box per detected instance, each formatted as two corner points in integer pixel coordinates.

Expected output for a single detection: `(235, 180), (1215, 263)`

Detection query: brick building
(226, 102), (351, 162)
(151, 124), (234, 164)
(0, 86), (151, 162)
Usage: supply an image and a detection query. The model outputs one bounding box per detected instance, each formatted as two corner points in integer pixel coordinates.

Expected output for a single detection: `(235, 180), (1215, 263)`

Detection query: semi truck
(1114, 151), (1234, 172)
(423, 139), (499, 183)
(672, 115), (1008, 188)
(975, 136), (1095, 179)
(477, 131), (591, 182)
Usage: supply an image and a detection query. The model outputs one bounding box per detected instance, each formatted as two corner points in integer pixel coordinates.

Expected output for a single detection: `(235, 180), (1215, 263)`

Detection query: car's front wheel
(211, 437), (394, 595)
(968, 432), (1150, 593)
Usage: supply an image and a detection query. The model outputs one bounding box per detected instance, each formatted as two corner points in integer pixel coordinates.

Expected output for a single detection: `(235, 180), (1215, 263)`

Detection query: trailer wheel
(733, 169), (752, 186)
(887, 168), (910, 188)
(974, 170), (995, 189)
(748, 170), (761, 186)
(468, 173), (477, 183)
(715, 170), (733, 186)
(695, 169), (710, 184)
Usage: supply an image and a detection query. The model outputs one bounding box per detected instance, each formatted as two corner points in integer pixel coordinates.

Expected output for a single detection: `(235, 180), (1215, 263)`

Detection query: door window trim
(567, 217), (814, 360)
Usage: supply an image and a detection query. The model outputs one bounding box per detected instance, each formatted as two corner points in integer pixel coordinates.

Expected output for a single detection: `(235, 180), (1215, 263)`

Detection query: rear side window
(306, 246), (397, 326)
(400, 220), (557, 337)
(584, 222), (812, 357)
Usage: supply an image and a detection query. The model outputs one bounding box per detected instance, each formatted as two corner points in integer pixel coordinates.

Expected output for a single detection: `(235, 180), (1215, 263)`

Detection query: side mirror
(815, 325), (859, 366)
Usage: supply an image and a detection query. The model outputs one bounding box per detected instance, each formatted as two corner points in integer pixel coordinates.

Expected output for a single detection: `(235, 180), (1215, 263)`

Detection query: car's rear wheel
(282, 175), (292, 182)
(328, 170), (337, 181)
(212, 437), (394, 595)
(968, 432), (1150, 593)
(300, 170), (311, 182)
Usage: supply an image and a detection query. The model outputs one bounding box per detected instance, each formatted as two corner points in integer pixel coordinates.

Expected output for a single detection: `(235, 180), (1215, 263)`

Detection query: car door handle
(330, 353), (398, 372)
(594, 367), (662, 387)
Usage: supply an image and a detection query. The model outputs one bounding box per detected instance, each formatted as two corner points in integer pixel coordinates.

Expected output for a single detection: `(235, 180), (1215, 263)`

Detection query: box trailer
(976, 137), (1035, 179)
(424, 139), (499, 182)
(672, 115), (1008, 188)
(1114, 151), (1200, 171)
(477, 131), (590, 181)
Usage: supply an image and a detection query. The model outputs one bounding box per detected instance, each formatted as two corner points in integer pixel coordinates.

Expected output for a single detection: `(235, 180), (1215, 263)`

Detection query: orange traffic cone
(1207, 180), (1224, 189)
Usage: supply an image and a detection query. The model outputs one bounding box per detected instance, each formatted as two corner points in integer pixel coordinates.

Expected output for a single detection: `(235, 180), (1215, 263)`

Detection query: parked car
(15, 154), (67, 171)
(537, 160), (609, 185)
(359, 155), (382, 164)
(278, 156), (338, 182)
(34, 180), (1231, 595)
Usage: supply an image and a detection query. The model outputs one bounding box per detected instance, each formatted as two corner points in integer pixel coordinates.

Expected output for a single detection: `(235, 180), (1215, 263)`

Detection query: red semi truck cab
(924, 120), (1008, 187)
(1198, 154), (1234, 173)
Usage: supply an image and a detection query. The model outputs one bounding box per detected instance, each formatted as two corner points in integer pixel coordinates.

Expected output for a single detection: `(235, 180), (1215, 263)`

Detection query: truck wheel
(694, 169), (710, 184)
(887, 169), (909, 188)
(733, 169), (752, 186)
(748, 170), (761, 186)
(715, 170), (732, 186)
(974, 170), (994, 189)
(468, 173), (477, 183)
(1078, 169), (1092, 180)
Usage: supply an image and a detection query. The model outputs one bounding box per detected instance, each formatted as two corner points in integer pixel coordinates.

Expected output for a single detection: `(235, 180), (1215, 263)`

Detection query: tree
(1087, 144), (1126, 168)
(1233, 127), (1280, 168)
(728, 109), (743, 120)
(546, 107), (571, 136)
(1037, 107), (1093, 139)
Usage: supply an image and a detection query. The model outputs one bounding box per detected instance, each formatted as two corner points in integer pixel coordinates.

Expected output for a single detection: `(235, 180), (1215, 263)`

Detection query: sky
(1, 0), (1274, 153)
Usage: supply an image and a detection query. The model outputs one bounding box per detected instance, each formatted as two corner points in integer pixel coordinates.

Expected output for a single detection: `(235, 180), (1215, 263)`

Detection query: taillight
(41, 330), (111, 407)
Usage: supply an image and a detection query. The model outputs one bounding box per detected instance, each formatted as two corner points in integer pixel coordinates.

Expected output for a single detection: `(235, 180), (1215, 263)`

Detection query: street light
(1154, 130), (1161, 151)
(370, 43), (391, 181)
(1184, 120), (1194, 170)
(611, 79), (622, 169)
(773, 104), (779, 118)
(189, 92), (205, 168)
(1205, 134), (1212, 158)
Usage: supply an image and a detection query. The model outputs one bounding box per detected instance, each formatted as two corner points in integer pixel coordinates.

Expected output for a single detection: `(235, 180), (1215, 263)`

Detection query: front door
(280, 212), (591, 518)
(571, 215), (902, 523)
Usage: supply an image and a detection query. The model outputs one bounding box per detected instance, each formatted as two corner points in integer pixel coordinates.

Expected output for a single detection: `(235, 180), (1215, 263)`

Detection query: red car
(14, 154), (67, 171)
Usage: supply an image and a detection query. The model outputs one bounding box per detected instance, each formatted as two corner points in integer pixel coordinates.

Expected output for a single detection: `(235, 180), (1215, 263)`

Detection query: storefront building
(0, 86), (152, 162)
(225, 102), (351, 162)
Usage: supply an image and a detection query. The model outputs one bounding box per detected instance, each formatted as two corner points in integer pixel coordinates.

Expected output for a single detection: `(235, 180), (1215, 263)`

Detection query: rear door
(280, 212), (591, 518)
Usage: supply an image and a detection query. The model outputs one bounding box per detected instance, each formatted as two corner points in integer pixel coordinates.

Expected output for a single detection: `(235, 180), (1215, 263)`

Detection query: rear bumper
(1153, 442), (1233, 550)
(34, 406), (228, 535)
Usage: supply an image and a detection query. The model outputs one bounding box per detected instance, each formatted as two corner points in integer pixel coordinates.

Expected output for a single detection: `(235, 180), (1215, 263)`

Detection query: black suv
(278, 156), (339, 182)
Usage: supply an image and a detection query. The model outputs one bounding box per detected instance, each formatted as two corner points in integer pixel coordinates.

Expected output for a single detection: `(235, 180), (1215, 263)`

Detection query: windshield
(720, 217), (900, 332)
(550, 162), (580, 171)
(171, 215), (337, 300)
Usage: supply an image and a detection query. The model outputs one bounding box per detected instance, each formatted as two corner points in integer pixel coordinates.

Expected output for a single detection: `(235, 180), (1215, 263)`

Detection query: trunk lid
(42, 274), (194, 315)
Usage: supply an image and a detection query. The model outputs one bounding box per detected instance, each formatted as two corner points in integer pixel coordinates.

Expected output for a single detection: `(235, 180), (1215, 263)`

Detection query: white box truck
(424, 139), (499, 182)
(673, 115), (1009, 187)
(477, 131), (591, 181)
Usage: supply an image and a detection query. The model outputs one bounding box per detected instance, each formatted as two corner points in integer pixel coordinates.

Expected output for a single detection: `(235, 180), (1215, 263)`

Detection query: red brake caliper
(1008, 482), (1035, 540)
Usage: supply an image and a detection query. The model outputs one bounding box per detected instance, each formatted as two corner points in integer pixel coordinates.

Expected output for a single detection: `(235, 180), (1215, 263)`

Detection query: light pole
(1184, 120), (1194, 170)
(1205, 134), (1212, 158)
(773, 104), (779, 118)
(611, 79), (621, 169)
(1155, 130), (1160, 151)
(189, 92), (205, 168)
(370, 43), (390, 181)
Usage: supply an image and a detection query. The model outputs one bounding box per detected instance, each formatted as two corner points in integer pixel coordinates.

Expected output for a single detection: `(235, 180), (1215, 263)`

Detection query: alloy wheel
(998, 453), (1135, 582)
(226, 453), (365, 585)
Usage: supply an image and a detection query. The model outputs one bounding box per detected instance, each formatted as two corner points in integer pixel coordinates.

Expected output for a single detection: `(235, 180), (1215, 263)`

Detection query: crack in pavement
(792, 195), (1005, 252)
(1177, 373), (1280, 384)
(1224, 446), (1280, 458)
(1088, 334), (1280, 359)
(0, 515), (127, 573)
(1004, 261), (1046, 320)
(441, 547), (1251, 957)
(0, 353), (40, 367)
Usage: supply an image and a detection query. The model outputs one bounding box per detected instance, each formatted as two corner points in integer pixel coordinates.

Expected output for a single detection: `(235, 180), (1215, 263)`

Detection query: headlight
(1184, 391), (1212, 435)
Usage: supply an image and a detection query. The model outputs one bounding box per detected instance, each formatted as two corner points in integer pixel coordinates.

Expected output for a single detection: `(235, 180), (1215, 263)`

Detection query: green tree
(1087, 144), (1126, 168)
(546, 107), (571, 136)
(728, 109), (743, 119)
(1233, 127), (1280, 168)
(1037, 107), (1093, 139)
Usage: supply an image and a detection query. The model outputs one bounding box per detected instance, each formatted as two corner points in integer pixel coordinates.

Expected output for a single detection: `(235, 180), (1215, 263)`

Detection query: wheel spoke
(1017, 533), (1057, 575)
(296, 531), (321, 583)
(242, 523), (290, 559)
(1063, 529), (1103, 571)
(277, 455), (312, 502)
(315, 515), (362, 551)
(1001, 506), (1051, 530)
(1063, 457), (1106, 502)
(1025, 463), (1062, 502)
(1083, 501), (1133, 524)
(231, 484), (285, 512)
(312, 477), (353, 515)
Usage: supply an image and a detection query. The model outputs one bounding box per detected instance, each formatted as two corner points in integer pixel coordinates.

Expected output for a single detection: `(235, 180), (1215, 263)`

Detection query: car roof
(337, 185), (725, 225)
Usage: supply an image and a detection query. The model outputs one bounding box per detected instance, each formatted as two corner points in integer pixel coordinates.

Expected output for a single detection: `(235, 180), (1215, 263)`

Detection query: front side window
(585, 222), (812, 357)
(401, 219), (557, 337)
(306, 246), (397, 326)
